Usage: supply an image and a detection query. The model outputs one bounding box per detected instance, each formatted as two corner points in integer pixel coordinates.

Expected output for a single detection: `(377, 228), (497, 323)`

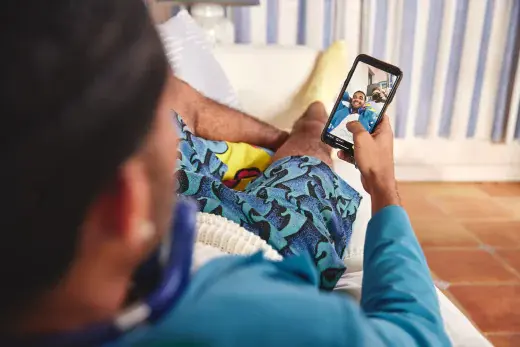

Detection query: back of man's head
(0, 0), (167, 328)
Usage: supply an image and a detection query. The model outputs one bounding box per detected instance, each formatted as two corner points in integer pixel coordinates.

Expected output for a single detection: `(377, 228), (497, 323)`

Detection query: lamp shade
(157, 0), (259, 5)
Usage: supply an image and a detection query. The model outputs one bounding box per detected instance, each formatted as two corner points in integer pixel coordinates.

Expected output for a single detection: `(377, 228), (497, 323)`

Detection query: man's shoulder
(130, 254), (358, 346)
(185, 252), (320, 302)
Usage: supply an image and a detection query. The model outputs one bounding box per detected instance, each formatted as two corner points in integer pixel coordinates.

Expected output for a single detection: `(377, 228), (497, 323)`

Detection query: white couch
(213, 44), (493, 347)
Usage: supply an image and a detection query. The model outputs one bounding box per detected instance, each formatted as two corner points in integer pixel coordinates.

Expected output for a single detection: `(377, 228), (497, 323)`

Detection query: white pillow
(157, 10), (239, 108)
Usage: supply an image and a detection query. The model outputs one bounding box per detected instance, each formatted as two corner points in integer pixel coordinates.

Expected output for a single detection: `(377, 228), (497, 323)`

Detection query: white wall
(347, 63), (369, 95)
(370, 67), (388, 85)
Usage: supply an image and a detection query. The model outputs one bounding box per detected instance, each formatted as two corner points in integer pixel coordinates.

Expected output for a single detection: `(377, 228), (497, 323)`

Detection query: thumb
(346, 121), (367, 135)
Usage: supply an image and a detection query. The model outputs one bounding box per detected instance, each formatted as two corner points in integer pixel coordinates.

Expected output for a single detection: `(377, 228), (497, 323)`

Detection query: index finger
(378, 114), (390, 126)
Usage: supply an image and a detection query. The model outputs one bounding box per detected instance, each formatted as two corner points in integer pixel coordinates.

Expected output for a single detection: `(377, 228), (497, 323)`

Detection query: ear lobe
(133, 220), (156, 245)
(82, 155), (155, 261)
(117, 159), (154, 248)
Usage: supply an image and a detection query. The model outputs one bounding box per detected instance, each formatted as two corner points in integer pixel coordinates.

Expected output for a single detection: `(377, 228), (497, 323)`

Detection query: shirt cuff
(364, 205), (417, 256)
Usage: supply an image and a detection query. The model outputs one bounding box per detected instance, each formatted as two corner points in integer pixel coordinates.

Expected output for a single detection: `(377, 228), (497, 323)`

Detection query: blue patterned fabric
(175, 115), (362, 289)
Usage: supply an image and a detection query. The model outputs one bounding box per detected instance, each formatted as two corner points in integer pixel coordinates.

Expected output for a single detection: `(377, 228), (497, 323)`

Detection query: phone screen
(325, 61), (399, 144)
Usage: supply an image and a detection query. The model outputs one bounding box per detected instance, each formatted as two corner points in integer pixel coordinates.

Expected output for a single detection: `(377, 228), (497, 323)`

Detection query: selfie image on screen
(326, 62), (397, 143)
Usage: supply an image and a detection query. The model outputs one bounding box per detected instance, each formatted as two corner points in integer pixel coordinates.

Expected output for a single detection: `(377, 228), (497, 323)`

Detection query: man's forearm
(168, 76), (288, 150)
(192, 94), (289, 149)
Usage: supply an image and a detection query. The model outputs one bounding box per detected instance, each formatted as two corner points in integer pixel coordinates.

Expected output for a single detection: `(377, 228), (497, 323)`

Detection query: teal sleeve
(114, 207), (450, 347)
(359, 206), (451, 346)
(336, 91), (349, 111)
(329, 108), (349, 131)
(358, 108), (377, 131)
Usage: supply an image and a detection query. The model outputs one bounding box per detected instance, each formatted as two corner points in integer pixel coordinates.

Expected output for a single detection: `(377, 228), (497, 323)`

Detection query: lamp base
(190, 4), (235, 45)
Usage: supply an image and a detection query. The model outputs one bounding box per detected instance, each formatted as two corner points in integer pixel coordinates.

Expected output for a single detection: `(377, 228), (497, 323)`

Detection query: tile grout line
(401, 183), (520, 337)
(442, 288), (484, 334)
(447, 281), (520, 286)
(489, 249), (520, 281)
(412, 218), (520, 222)
(414, 184), (517, 221)
(421, 246), (520, 251)
(429, 271), (482, 330)
(460, 222), (491, 246)
(485, 332), (520, 336)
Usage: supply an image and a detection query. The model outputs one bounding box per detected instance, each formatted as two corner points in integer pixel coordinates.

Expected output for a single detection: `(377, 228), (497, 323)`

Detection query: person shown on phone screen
(371, 86), (388, 103)
(328, 90), (378, 139)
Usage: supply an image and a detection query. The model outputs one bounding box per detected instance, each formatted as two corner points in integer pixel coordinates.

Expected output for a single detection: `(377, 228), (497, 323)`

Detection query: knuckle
(356, 132), (371, 141)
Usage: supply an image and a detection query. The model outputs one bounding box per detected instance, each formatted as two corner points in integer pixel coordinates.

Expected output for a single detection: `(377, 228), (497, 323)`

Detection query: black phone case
(321, 54), (403, 154)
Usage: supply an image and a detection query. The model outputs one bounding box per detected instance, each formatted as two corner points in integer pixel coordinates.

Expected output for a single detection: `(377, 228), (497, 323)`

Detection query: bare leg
(271, 101), (332, 167)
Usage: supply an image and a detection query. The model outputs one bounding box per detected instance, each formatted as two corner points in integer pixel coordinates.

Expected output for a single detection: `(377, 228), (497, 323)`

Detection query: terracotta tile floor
(398, 182), (520, 346)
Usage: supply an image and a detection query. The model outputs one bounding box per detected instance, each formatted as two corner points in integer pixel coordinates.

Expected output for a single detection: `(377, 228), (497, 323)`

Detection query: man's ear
(116, 159), (154, 248)
(84, 158), (154, 251)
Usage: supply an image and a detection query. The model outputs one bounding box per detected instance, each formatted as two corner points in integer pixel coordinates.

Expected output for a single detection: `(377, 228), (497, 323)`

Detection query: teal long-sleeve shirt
(111, 206), (451, 347)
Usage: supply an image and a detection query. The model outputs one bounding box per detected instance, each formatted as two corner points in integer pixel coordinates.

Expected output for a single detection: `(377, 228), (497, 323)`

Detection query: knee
(305, 101), (327, 119)
(294, 102), (328, 131)
(293, 116), (326, 135)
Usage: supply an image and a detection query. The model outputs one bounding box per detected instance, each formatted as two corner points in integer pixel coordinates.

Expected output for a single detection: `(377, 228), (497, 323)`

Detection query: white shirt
(330, 113), (359, 143)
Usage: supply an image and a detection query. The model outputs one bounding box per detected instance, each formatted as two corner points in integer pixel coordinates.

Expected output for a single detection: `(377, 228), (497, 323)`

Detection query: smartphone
(321, 54), (402, 155)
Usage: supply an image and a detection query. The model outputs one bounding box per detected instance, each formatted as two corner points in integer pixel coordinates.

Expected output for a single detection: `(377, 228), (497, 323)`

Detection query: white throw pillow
(157, 10), (239, 108)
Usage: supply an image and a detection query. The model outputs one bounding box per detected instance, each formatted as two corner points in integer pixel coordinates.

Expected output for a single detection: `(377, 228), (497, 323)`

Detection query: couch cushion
(158, 10), (239, 108)
(213, 45), (319, 126)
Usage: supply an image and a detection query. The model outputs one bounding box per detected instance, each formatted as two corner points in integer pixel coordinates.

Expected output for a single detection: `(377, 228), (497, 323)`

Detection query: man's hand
(338, 115), (400, 214)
